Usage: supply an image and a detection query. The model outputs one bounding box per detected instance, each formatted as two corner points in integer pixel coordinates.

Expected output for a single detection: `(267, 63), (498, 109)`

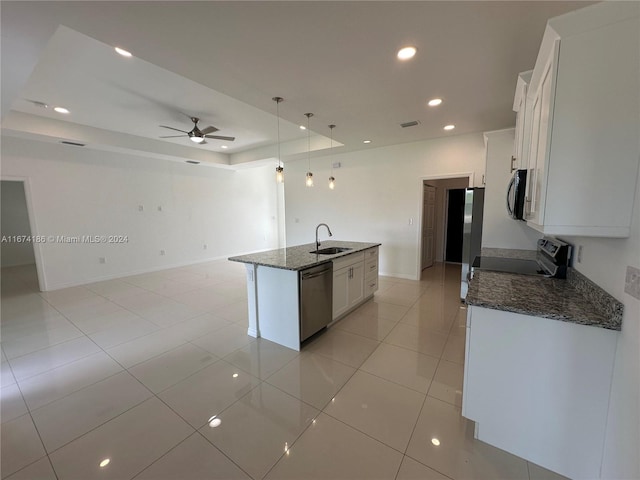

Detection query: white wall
(284, 132), (485, 279)
(1, 180), (36, 267)
(563, 164), (640, 479)
(482, 129), (539, 250)
(1, 136), (279, 290)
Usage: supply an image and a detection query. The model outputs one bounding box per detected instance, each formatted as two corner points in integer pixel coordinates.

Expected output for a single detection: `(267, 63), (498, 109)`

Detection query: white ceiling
(1, 1), (592, 168)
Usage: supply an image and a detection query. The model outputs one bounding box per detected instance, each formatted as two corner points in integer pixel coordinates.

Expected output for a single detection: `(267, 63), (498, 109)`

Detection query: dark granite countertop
(228, 241), (380, 271)
(466, 270), (622, 331)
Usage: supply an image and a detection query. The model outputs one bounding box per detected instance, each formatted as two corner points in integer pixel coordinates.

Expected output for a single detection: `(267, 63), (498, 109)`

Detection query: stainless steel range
(472, 237), (572, 278)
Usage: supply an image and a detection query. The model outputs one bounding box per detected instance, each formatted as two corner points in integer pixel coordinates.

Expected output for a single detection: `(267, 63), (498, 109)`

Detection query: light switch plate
(624, 266), (640, 300)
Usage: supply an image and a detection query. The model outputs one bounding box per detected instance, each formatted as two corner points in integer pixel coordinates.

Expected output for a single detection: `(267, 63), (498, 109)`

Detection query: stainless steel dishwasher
(299, 262), (333, 342)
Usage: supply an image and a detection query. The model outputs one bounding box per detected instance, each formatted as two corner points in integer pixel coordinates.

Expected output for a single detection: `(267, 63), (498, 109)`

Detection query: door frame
(1, 175), (46, 291)
(415, 173), (474, 280)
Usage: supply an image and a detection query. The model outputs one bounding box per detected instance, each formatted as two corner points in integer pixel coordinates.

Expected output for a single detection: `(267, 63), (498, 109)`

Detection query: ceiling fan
(159, 117), (235, 144)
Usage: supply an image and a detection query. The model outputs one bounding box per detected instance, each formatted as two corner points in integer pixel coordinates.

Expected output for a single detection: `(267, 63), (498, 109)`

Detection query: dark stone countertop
(466, 270), (622, 331)
(228, 241), (380, 271)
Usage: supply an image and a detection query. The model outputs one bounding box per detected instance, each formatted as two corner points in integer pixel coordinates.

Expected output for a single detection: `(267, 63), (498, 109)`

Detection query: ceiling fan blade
(159, 125), (189, 133)
(205, 135), (236, 141)
(199, 126), (219, 135)
(159, 135), (186, 138)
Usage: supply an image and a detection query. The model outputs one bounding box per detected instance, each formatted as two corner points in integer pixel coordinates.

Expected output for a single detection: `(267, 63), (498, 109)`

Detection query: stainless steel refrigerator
(460, 187), (484, 300)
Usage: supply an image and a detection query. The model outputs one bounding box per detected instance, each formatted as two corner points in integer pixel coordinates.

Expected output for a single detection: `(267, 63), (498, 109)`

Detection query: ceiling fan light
(190, 135), (205, 144)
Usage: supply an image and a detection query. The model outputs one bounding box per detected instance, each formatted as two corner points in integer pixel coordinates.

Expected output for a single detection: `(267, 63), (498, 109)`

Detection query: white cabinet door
(512, 71), (532, 171)
(347, 262), (365, 308)
(526, 42), (557, 226)
(332, 266), (350, 320)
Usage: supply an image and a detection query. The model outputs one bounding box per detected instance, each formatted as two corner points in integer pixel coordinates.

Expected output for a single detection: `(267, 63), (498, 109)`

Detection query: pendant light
(328, 124), (336, 190)
(273, 97), (284, 183)
(304, 112), (314, 187)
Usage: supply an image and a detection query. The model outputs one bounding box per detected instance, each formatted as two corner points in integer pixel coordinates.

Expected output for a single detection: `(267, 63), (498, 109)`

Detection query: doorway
(445, 189), (465, 263)
(1, 180), (42, 290)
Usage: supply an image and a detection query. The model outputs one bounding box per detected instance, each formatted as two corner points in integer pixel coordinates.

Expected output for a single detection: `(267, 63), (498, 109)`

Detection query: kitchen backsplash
(480, 248), (537, 260)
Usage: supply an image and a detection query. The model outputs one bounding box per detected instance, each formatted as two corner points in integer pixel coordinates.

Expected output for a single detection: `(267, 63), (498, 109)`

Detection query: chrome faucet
(315, 223), (333, 251)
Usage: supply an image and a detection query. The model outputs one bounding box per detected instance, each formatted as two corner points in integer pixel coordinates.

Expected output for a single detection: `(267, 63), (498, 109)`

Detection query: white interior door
(421, 184), (436, 269)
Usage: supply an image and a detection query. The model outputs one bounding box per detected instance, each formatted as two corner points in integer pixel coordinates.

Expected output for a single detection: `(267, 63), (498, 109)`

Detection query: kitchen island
(463, 268), (623, 479)
(229, 241), (380, 351)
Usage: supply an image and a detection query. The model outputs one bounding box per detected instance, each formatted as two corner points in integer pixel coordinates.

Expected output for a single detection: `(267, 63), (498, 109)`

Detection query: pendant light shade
(304, 112), (314, 187)
(273, 97), (284, 183)
(328, 124), (336, 190)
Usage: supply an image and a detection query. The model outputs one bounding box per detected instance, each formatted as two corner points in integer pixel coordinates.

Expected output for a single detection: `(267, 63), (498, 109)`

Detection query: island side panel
(244, 264), (259, 338)
(463, 306), (618, 479)
(256, 265), (301, 351)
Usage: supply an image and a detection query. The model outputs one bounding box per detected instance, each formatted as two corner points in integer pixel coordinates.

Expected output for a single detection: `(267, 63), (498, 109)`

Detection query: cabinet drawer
(364, 276), (378, 296)
(365, 247), (378, 260)
(332, 252), (364, 271)
(365, 257), (378, 276)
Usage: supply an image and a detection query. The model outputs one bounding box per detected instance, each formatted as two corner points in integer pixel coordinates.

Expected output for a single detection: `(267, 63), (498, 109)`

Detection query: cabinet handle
(369, 283), (376, 288)
(369, 264), (376, 270)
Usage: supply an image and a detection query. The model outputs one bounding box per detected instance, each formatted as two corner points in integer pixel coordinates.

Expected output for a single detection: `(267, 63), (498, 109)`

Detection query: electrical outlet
(203, 244), (207, 250)
(157, 206), (162, 212)
(99, 257), (106, 264)
(138, 205), (144, 212)
(409, 218), (413, 226)
(577, 245), (583, 263)
(295, 218), (300, 223)
(160, 250), (165, 256)
(625, 266), (640, 300)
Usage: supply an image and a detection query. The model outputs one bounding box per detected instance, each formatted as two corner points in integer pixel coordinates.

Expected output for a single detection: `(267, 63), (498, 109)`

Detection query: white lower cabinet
(462, 305), (617, 479)
(332, 247), (378, 321)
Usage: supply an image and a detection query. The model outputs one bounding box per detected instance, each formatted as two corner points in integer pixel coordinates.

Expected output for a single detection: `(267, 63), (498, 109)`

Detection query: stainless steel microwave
(507, 169), (527, 220)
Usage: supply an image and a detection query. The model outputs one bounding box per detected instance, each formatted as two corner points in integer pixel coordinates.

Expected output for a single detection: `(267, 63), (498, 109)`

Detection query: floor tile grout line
(5, 369), (61, 480)
(393, 266), (460, 480)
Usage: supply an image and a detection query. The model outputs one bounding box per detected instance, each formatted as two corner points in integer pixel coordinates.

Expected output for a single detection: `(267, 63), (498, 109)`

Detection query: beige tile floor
(0, 261), (567, 480)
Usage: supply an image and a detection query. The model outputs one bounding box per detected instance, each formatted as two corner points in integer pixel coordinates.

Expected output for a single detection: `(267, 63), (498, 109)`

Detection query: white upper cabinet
(512, 70), (532, 172)
(520, 2), (639, 237)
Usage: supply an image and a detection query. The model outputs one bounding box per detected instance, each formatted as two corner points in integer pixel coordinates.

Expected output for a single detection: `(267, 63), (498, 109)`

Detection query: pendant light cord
(329, 125), (334, 176)
(306, 114), (312, 171)
(276, 100), (281, 168)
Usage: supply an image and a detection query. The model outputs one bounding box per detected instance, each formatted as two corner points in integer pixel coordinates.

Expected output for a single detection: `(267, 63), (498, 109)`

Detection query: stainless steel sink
(310, 247), (353, 255)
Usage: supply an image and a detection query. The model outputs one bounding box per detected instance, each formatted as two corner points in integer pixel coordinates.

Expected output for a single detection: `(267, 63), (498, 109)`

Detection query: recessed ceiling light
(208, 415), (222, 428)
(221, 145), (228, 149)
(443, 124), (455, 131)
(428, 98), (443, 107)
(53, 107), (70, 114)
(431, 438), (441, 446)
(363, 140), (372, 144)
(299, 125), (306, 130)
(397, 46), (417, 60)
(115, 47), (132, 57)
(99, 458), (110, 468)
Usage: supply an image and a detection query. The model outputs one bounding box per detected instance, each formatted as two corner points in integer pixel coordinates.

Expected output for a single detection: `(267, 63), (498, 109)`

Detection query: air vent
(60, 141), (85, 147)
(186, 160), (200, 165)
(400, 120), (420, 128)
